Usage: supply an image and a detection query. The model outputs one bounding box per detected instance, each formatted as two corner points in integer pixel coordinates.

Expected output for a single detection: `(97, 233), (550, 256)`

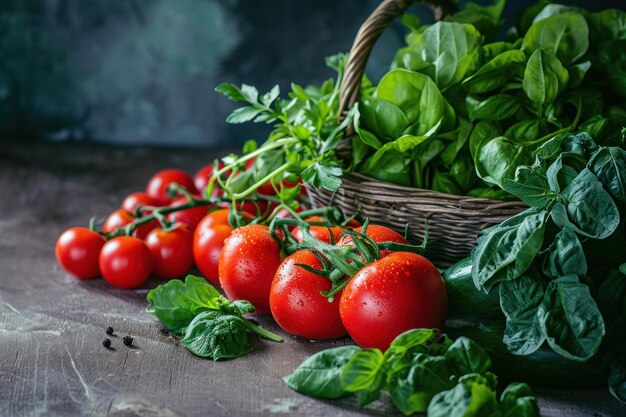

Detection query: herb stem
(242, 319), (283, 342)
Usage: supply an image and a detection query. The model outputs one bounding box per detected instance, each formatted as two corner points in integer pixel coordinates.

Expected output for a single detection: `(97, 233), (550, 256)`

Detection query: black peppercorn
(123, 336), (134, 346)
(106, 326), (114, 335)
(103, 338), (112, 349)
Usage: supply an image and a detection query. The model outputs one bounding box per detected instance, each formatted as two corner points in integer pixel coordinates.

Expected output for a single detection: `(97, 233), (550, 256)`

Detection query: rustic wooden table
(0, 143), (622, 417)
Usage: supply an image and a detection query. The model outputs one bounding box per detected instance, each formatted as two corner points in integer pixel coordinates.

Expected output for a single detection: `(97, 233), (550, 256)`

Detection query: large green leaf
(522, 13), (589, 65)
(522, 49), (569, 106)
(463, 50), (526, 94)
(587, 146), (626, 207)
(475, 136), (534, 187)
(544, 228), (587, 278)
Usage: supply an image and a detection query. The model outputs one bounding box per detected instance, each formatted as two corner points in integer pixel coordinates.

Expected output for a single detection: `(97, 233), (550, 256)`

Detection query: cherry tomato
(102, 209), (158, 240)
(145, 224), (194, 278)
(292, 216), (344, 244)
(219, 224), (282, 314)
(193, 209), (254, 285)
(55, 227), (105, 279)
(339, 252), (447, 351)
(338, 224), (408, 258)
(99, 236), (153, 289)
(146, 169), (197, 204)
(194, 163), (230, 197)
(270, 250), (346, 340)
(121, 192), (162, 214)
(165, 197), (213, 230)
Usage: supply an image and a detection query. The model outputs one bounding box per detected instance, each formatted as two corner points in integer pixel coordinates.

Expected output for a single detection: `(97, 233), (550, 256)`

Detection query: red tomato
(99, 236), (153, 289)
(193, 209), (254, 285)
(270, 251), (346, 340)
(165, 197), (213, 230)
(146, 169), (197, 204)
(121, 192), (162, 214)
(339, 252), (447, 351)
(102, 209), (158, 240)
(55, 227), (105, 279)
(145, 224), (194, 278)
(292, 216), (344, 244)
(338, 224), (408, 258)
(194, 163), (231, 197)
(219, 224), (282, 314)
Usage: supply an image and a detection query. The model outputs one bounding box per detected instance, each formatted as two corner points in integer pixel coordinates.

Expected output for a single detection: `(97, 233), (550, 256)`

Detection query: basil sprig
(147, 275), (282, 361)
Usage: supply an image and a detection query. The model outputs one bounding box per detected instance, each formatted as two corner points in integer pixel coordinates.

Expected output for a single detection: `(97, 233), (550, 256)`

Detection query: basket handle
(338, 0), (457, 122)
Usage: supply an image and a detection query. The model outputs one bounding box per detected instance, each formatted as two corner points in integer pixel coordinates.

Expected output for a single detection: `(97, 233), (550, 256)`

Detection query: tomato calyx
(273, 218), (428, 301)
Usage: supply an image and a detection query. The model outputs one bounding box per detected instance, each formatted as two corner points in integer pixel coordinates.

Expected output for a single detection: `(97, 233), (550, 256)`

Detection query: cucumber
(443, 257), (502, 319)
(444, 317), (606, 387)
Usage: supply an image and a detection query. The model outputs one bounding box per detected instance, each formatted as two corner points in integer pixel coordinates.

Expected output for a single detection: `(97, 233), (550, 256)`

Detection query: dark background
(0, 0), (616, 148)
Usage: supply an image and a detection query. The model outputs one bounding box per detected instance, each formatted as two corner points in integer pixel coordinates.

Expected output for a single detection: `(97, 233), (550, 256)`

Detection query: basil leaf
(501, 161), (555, 208)
(522, 13), (589, 66)
(359, 96), (408, 140)
(427, 374), (498, 417)
(469, 120), (500, 160)
(589, 9), (626, 42)
(341, 349), (384, 406)
(447, 0), (506, 41)
(499, 275), (546, 355)
(551, 168), (620, 239)
(587, 146), (626, 207)
(388, 354), (455, 415)
(181, 311), (252, 360)
(147, 275), (226, 333)
(596, 40), (626, 99)
(544, 228), (587, 278)
(522, 49), (569, 106)
(538, 275), (606, 361)
(475, 137), (534, 187)
(444, 337), (492, 375)
(284, 346), (361, 399)
(472, 209), (548, 291)
(432, 172), (462, 195)
(463, 50), (526, 94)
(467, 94), (521, 121)
(499, 383), (541, 417)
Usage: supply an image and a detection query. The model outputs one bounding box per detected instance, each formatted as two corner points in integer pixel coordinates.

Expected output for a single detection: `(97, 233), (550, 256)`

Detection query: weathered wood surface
(0, 143), (622, 417)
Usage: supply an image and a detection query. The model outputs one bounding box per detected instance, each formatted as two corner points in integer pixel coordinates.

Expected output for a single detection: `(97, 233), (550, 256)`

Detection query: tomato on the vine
(339, 252), (447, 351)
(270, 250), (346, 340)
(193, 209), (253, 285)
(102, 209), (158, 240)
(219, 224), (282, 314)
(99, 236), (153, 289)
(165, 197), (213, 230)
(338, 224), (408, 258)
(121, 192), (162, 214)
(193, 162), (231, 195)
(145, 224), (194, 279)
(55, 227), (105, 279)
(146, 169), (197, 204)
(292, 216), (344, 244)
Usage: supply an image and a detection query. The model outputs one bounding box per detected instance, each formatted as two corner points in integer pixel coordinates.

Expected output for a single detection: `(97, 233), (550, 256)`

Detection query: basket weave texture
(307, 0), (528, 267)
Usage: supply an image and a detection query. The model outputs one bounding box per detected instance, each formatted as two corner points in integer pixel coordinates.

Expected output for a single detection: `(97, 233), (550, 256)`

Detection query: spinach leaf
(551, 168), (620, 239)
(359, 96), (408, 140)
(469, 120), (500, 160)
(538, 275), (606, 361)
(467, 94), (521, 121)
(501, 161), (555, 208)
(589, 9), (626, 42)
(472, 208), (548, 291)
(475, 137), (534, 187)
(284, 346), (361, 399)
(597, 268), (626, 356)
(499, 275), (546, 355)
(375, 69), (455, 135)
(544, 228), (587, 278)
(522, 49), (569, 107)
(181, 311), (252, 360)
(447, 0), (505, 41)
(427, 374), (498, 417)
(595, 41), (626, 99)
(499, 383), (541, 417)
(587, 146), (626, 207)
(146, 275), (226, 333)
(522, 13), (589, 66)
(444, 337), (492, 375)
(463, 50), (526, 94)
(433, 172), (462, 195)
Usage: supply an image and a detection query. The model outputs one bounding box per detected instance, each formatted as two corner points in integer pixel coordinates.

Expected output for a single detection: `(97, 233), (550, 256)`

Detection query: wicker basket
(307, 0), (527, 267)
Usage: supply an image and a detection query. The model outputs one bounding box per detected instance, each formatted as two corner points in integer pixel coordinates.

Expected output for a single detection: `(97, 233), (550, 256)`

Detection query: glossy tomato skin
(193, 209), (253, 285)
(165, 197), (213, 230)
(145, 224), (194, 278)
(121, 192), (162, 214)
(270, 251), (346, 340)
(146, 169), (197, 204)
(55, 227), (105, 279)
(99, 236), (153, 289)
(339, 224), (408, 258)
(292, 216), (344, 244)
(102, 209), (158, 240)
(339, 252), (447, 351)
(219, 224), (282, 314)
